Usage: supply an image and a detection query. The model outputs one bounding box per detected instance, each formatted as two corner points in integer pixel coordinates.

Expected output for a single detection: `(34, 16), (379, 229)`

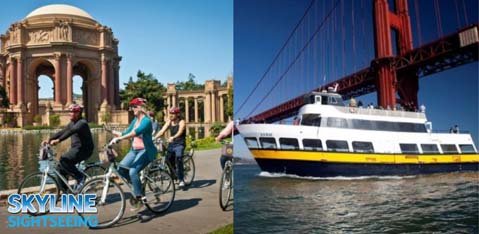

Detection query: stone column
(66, 54), (73, 105)
(194, 97), (198, 123)
(185, 97), (189, 122)
(172, 95), (177, 107)
(211, 92), (216, 122)
(114, 63), (120, 107)
(167, 95), (171, 110)
(219, 94), (224, 123)
(204, 93), (210, 123)
(1, 64), (6, 90)
(9, 58), (16, 105)
(54, 54), (62, 105)
(101, 57), (107, 103)
(108, 61), (114, 107)
(16, 56), (24, 105)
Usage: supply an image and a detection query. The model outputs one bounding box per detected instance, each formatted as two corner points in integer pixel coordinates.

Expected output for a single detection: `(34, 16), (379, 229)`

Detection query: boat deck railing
(335, 106), (427, 119)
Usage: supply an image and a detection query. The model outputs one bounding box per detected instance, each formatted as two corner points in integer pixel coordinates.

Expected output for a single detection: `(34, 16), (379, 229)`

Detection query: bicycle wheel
(219, 161), (233, 211)
(17, 172), (60, 216)
(183, 155), (195, 186)
(143, 168), (175, 214)
(79, 177), (125, 229)
(84, 164), (106, 179)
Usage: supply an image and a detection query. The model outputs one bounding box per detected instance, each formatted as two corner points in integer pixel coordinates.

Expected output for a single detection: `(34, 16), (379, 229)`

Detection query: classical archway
(0, 4), (122, 126)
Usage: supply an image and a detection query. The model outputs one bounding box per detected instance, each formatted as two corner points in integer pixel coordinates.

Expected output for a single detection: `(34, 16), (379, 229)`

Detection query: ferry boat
(237, 91), (479, 177)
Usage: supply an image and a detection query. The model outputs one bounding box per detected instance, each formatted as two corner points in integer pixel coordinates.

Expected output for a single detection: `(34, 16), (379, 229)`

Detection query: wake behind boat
(237, 91), (479, 177)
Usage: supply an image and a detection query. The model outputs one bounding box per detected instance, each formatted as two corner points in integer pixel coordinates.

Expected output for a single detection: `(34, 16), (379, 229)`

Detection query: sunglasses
(129, 105), (140, 111)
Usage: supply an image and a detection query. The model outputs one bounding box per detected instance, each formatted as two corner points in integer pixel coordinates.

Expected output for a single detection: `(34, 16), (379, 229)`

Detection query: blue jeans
(166, 144), (185, 181)
(118, 149), (151, 197)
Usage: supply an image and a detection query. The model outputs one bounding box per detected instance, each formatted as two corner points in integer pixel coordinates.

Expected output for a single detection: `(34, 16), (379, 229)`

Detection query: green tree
(209, 122), (226, 136)
(226, 86), (233, 119)
(175, 73), (204, 91)
(0, 86), (9, 108)
(119, 70), (166, 113)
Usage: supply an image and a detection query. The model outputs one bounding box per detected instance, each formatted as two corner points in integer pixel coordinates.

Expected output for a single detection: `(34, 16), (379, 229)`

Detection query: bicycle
(219, 141), (234, 211)
(79, 141), (176, 229)
(154, 138), (196, 187)
(17, 144), (106, 216)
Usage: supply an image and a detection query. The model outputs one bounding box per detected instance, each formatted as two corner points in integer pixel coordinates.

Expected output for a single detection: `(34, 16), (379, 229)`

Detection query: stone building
(0, 4), (125, 126)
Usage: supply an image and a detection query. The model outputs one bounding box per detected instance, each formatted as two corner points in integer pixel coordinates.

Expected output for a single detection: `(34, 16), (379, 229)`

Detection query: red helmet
(69, 104), (83, 113)
(129, 97), (147, 106)
(149, 111), (155, 117)
(169, 107), (180, 114)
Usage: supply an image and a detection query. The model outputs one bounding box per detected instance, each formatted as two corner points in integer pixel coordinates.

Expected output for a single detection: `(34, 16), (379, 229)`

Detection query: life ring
(349, 107), (356, 113)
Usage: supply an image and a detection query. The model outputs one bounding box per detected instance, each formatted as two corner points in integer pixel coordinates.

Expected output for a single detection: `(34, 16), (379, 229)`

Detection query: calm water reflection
(0, 130), (130, 191)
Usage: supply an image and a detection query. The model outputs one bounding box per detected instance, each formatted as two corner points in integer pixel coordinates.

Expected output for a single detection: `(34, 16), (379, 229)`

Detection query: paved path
(0, 148), (233, 234)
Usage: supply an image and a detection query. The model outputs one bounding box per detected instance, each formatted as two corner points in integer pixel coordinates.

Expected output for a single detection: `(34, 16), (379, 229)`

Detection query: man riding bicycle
(42, 103), (94, 191)
(109, 97), (157, 211)
(154, 106), (187, 188)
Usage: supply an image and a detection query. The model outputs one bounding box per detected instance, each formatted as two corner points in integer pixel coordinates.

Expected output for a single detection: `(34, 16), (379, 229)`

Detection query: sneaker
(74, 177), (86, 192)
(179, 181), (185, 188)
(130, 197), (144, 212)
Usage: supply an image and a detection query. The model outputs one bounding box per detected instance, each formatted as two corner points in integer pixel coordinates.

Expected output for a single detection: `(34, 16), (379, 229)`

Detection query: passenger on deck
(420, 104), (426, 113)
(293, 117), (300, 125)
(452, 125), (459, 134)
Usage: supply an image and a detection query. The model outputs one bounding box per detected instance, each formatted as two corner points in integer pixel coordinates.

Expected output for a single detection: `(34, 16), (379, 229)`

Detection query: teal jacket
(122, 116), (158, 161)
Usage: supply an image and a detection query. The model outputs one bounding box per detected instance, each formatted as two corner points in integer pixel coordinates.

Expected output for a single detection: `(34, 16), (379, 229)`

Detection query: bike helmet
(129, 97), (147, 106)
(69, 103), (83, 113)
(169, 107), (180, 114)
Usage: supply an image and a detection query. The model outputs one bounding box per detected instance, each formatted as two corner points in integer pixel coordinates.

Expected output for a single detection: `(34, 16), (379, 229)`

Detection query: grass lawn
(209, 223), (233, 234)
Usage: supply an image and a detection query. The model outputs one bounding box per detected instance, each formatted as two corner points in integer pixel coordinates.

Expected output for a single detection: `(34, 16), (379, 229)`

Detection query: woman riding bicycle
(215, 121), (235, 169)
(109, 97), (157, 211)
(153, 106), (187, 188)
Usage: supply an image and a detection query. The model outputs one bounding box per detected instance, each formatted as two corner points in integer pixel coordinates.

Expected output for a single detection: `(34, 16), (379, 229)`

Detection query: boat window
(321, 96), (328, 105)
(459, 144), (476, 153)
(301, 114), (321, 127)
(244, 137), (259, 149)
(352, 141), (374, 153)
(259, 137), (277, 149)
(441, 144), (459, 154)
(326, 140), (349, 152)
(400, 144), (419, 154)
(420, 144), (440, 154)
(303, 139), (323, 151)
(325, 117), (427, 133)
(279, 138), (299, 150)
(327, 118), (348, 128)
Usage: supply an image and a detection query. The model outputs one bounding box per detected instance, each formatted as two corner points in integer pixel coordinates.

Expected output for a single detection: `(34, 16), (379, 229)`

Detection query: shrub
(23, 125), (53, 130)
(49, 114), (60, 128)
(209, 122), (226, 136)
(101, 112), (112, 123)
(33, 114), (42, 123)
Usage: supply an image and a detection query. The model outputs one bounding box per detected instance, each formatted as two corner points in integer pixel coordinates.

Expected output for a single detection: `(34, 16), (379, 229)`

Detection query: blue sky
(234, 0), (478, 158)
(0, 0), (232, 97)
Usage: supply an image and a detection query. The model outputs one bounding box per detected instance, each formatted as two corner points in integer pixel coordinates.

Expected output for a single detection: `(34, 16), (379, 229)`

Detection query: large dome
(25, 4), (94, 20)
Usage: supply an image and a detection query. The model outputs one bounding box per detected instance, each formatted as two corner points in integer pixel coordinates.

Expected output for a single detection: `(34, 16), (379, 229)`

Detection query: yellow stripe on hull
(250, 149), (479, 164)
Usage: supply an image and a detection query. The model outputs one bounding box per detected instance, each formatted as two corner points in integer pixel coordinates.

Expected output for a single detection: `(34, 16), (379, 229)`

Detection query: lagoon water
(0, 131), (130, 191)
(234, 163), (479, 233)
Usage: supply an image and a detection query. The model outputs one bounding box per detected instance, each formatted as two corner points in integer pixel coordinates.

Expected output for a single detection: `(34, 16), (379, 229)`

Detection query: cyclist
(42, 103), (94, 191)
(109, 97), (157, 211)
(154, 106), (187, 187)
(215, 121), (235, 169)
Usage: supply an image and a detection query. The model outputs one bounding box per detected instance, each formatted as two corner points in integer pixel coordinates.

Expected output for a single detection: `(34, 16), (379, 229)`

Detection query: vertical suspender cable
(453, 0), (461, 28)
(461, 0), (469, 26)
(414, 0), (423, 46)
(433, 0), (443, 37)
